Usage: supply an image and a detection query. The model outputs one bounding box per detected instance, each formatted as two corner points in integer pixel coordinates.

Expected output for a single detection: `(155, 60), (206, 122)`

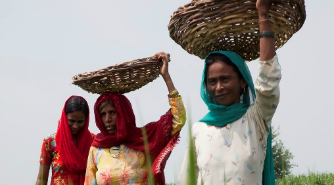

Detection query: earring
(241, 88), (246, 95)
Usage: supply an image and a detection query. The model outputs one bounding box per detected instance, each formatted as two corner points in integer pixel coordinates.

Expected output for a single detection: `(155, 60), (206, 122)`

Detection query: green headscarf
(199, 51), (275, 184)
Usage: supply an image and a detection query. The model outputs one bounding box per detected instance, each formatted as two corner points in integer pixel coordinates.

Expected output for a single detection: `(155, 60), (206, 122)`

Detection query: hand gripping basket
(168, 0), (306, 61)
(72, 55), (168, 94)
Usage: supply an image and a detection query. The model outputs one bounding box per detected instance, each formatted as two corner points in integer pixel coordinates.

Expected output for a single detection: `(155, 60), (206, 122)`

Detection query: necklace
(109, 146), (121, 158)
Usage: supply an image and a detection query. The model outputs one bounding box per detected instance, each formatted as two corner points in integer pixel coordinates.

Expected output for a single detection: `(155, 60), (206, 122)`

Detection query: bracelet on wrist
(259, 31), (275, 38)
(168, 90), (179, 98)
(258, 19), (269, 24)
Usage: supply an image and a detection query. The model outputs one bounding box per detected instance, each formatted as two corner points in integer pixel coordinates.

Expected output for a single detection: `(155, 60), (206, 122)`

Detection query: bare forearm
(36, 164), (49, 185)
(155, 51), (178, 95)
(258, 12), (276, 61)
(162, 73), (176, 94)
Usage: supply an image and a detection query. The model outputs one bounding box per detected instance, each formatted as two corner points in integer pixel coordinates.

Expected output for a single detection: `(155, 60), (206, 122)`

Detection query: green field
(166, 172), (334, 185)
(276, 172), (334, 185)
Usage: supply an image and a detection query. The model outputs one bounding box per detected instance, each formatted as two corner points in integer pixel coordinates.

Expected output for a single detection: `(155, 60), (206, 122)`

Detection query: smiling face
(99, 102), (117, 135)
(206, 60), (246, 106)
(66, 111), (86, 136)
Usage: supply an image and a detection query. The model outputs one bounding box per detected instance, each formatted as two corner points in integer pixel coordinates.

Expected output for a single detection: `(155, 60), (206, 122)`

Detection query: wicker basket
(72, 55), (167, 94)
(168, 0), (306, 61)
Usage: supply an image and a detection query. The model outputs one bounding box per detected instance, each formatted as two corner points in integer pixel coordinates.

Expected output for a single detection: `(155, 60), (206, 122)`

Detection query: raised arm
(254, 0), (281, 128)
(154, 52), (186, 136)
(154, 51), (177, 95)
(257, 0), (276, 61)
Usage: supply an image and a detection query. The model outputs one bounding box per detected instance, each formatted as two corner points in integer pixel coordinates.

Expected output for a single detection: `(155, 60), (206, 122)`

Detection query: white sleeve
(254, 54), (281, 130)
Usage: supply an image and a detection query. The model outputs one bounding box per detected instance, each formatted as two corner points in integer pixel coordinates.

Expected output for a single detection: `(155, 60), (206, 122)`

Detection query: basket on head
(168, 0), (306, 61)
(72, 55), (168, 94)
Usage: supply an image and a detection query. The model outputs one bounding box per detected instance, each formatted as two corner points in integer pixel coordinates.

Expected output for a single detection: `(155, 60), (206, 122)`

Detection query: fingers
(155, 51), (170, 76)
(154, 52), (170, 63)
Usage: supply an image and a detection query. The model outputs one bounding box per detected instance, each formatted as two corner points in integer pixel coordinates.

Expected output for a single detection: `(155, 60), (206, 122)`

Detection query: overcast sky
(1, 0), (333, 184)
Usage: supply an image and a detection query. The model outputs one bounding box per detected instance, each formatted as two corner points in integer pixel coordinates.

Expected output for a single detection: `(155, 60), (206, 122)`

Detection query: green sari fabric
(200, 51), (255, 126)
(199, 51), (275, 184)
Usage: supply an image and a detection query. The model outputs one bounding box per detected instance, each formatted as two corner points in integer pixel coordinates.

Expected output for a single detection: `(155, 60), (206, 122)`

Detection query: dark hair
(65, 96), (89, 116)
(204, 53), (243, 86)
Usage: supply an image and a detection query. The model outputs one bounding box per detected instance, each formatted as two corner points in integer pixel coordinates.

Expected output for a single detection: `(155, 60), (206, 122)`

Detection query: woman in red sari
(84, 52), (186, 185)
(36, 96), (94, 185)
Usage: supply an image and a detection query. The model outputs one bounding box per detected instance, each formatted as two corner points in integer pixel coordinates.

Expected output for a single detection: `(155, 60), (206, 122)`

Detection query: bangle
(259, 31), (275, 38)
(258, 19), (269, 24)
(168, 90), (179, 98)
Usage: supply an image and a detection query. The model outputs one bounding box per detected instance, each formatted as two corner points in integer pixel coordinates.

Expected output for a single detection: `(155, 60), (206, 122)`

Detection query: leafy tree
(272, 126), (297, 179)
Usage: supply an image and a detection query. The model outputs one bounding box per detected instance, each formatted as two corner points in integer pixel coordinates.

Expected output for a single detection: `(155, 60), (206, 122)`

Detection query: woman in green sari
(178, 0), (280, 184)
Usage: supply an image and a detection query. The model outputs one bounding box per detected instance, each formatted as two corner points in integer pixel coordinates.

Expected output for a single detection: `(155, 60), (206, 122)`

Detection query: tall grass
(141, 127), (155, 185)
(68, 175), (73, 185)
(307, 169), (316, 185)
(135, 98), (155, 185)
(40, 165), (43, 185)
(167, 173), (334, 185)
(276, 172), (334, 185)
(186, 105), (196, 185)
(282, 157), (286, 185)
(142, 99), (199, 185)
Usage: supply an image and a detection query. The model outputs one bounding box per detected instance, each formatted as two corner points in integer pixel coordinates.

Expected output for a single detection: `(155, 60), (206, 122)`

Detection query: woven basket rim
(168, 0), (306, 61)
(72, 57), (160, 82)
(72, 54), (168, 94)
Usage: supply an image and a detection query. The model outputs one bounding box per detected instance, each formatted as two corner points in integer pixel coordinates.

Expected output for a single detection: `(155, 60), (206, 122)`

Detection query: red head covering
(56, 95), (93, 185)
(92, 93), (180, 185)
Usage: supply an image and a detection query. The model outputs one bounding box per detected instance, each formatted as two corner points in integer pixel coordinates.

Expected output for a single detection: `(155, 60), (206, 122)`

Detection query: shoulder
(191, 122), (208, 132)
(45, 133), (56, 140)
(88, 146), (107, 158)
(240, 104), (262, 123)
(43, 133), (56, 144)
(89, 146), (100, 153)
(245, 103), (256, 115)
(41, 133), (57, 150)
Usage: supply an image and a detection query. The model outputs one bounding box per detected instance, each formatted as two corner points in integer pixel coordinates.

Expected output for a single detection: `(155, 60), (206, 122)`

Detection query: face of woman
(206, 61), (246, 106)
(67, 111), (86, 136)
(100, 103), (117, 135)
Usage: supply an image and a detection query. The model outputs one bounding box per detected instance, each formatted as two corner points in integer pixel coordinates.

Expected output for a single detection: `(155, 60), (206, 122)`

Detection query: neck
(72, 134), (78, 144)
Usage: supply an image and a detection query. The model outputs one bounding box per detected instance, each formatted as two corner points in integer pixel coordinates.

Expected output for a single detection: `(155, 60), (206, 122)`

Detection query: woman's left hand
(154, 51), (170, 78)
